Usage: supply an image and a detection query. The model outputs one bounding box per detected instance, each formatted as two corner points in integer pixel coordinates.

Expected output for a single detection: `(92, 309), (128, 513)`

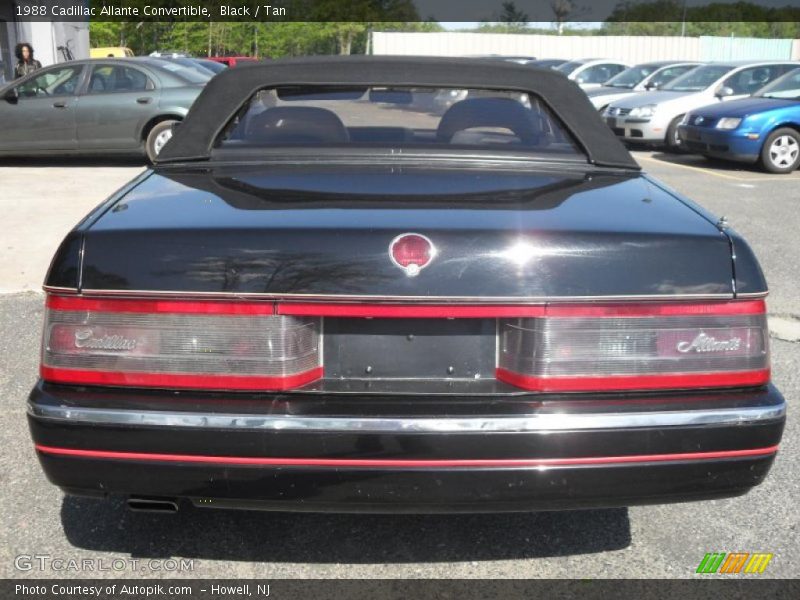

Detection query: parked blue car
(678, 67), (800, 173)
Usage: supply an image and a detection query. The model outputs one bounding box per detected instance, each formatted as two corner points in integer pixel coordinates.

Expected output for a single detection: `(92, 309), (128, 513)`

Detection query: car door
(0, 64), (84, 153)
(75, 63), (160, 150)
(717, 65), (793, 101)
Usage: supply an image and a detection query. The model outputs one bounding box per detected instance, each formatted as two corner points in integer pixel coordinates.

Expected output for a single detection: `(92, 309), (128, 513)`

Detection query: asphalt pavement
(0, 152), (797, 579)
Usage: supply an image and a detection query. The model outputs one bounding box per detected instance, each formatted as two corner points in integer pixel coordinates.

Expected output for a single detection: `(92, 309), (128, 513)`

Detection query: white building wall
(15, 20), (88, 66)
(10, 0), (89, 67)
(372, 31), (797, 63)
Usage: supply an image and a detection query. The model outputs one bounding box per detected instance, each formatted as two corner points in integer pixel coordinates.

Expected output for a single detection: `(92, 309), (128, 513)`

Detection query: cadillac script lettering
(74, 329), (137, 351)
(676, 332), (742, 353)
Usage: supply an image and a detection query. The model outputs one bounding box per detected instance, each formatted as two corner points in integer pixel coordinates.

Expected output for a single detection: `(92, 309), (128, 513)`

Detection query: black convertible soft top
(157, 56), (639, 170)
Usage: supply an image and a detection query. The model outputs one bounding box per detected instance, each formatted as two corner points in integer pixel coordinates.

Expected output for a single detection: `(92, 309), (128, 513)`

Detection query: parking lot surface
(0, 153), (798, 579)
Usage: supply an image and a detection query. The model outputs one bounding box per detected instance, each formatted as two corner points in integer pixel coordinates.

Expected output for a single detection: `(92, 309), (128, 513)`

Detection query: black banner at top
(8, 0), (800, 22)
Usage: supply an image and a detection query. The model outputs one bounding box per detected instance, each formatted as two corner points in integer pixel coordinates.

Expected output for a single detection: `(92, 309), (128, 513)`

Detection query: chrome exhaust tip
(127, 496), (179, 513)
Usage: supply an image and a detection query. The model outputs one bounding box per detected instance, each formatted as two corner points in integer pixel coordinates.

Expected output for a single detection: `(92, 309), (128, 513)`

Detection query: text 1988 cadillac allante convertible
(29, 57), (785, 514)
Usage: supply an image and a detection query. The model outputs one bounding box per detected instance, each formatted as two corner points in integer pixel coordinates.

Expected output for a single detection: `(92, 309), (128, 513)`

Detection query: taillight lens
(40, 296), (770, 394)
(41, 296), (321, 390)
(497, 302), (770, 392)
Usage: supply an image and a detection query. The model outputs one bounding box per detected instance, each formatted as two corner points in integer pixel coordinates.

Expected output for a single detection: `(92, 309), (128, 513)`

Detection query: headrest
(437, 97), (540, 144)
(245, 106), (349, 144)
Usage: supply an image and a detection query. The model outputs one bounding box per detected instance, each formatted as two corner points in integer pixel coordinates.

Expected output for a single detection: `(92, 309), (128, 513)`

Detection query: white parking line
(636, 154), (798, 182)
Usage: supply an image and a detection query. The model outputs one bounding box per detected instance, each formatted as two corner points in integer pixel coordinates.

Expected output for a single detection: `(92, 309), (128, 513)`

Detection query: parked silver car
(585, 61), (701, 111)
(554, 58), (630, 89)
(603, 61), (799, 150)
(0, 57), (210, 162)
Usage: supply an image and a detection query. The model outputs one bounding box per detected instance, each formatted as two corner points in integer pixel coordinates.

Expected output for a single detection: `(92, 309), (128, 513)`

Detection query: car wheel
(759, 128), (800, 174)
(665, 115), (685, 152)
(146, 120), (178, 163)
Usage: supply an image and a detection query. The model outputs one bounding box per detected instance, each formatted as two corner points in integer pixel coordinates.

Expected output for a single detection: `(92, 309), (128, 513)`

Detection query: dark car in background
(474, 55), (538, 65)
(28, 57), (784, 515)
(0, 57), (210, 162)
(157, 56), (221, 78)
(679, 67), (800, 173)
(526, 58), (567, 69)
(192, 58), (228, 74)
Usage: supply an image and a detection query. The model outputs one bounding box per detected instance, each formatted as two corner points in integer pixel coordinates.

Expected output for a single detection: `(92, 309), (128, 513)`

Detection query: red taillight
(41, 296), (322, 391)
(40, 296), (770, 394)
(496, 301), (769, 392)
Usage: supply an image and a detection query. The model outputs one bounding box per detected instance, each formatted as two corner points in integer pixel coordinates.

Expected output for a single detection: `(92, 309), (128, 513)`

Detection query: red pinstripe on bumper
(34, 444), (780, 468)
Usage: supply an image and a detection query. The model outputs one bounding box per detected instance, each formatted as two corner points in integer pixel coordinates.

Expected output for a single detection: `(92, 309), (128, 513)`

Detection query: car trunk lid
(76, 165), (733, 299)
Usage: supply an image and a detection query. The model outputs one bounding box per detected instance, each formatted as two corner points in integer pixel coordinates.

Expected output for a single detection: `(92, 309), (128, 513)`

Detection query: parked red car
(206, 56), (258, 67)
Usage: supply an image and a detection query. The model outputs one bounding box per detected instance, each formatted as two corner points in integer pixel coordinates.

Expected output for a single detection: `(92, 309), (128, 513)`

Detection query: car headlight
(629, 104), (656, 119)
(716, 117), (742, 130)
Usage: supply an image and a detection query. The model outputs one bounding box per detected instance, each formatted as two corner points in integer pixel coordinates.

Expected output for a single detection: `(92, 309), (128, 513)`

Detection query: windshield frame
(660, 65), (733, 92)
(155, 56), (641, 170)
(213, 85), (589, 165)
(756, 67), (800, 100)
(604, 64), (659, 89)
(147, 58), (212, 85)
(555, 60), (586, 75)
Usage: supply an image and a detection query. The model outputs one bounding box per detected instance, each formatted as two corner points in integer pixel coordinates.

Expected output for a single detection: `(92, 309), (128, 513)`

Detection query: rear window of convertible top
(215, 86), (585, 158)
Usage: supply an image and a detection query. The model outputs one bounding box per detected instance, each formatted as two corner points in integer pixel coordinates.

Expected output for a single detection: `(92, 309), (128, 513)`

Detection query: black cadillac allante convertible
(29, 57), (785, 514)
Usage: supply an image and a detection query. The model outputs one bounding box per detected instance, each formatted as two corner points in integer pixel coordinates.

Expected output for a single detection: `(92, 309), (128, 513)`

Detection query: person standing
(14, 43), (41, 79)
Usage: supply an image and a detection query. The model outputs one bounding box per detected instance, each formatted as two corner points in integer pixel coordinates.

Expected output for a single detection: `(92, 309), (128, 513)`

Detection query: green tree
(551, 1), (587, 35)
(500, 2), (528, 24)
(604, 1), (800, 38)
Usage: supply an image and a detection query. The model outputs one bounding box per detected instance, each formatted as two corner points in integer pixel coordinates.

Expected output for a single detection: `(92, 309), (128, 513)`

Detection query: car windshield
(163, 57), (216, 77)
(530, 59), (564, 69)
(646, 64), (696, 88)
(757, 68), (800, 100)
(555, 60), (585, 74)
(661, 65), (733, 92)
(604, 65), (659, 88)
(216, 86), (584, 160)
(150, 60), (211, 84)
(196, 59), (227, 74)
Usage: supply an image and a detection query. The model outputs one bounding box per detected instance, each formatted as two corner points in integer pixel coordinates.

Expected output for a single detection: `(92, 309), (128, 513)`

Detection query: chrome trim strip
(28, 402), (785, 433)
(48, 288), (737, 303)
(737, 292), (770, 299)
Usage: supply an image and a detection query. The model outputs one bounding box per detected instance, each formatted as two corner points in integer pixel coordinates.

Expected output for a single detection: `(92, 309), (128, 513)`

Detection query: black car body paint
(30, 58), (783, 513)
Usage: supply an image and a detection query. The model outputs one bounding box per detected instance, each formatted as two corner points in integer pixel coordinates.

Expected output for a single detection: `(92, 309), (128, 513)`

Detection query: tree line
(88, 0), (800, 58)
(89, 22), (446, 57)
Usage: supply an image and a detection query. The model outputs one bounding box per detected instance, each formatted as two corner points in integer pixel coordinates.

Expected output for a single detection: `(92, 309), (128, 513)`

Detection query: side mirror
(644, 82), (658, 90)
(715, 86), (734, 99)
(3, 87), (18, 104)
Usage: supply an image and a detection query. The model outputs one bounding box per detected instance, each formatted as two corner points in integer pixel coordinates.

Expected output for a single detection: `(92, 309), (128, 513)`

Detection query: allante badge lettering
(676, 332), (742, 353)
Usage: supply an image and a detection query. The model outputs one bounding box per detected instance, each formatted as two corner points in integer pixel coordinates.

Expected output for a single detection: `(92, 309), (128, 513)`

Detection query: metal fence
(372, 32), (799, 62)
